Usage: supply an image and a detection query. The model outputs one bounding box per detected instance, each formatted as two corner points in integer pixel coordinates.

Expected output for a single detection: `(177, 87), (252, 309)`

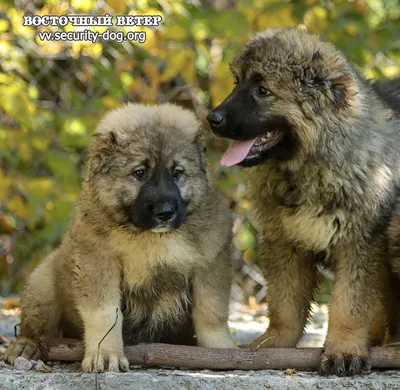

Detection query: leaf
(61, 118), (90, 149)
(3, 297), (20, 310)
(44, 151), (79, 185)
(71, 0), (96, 12)
(25, 178), (55, 199)
(7, 195), (28, 220)
(106, 0), (126, 13)
(0, 170), (12, 203)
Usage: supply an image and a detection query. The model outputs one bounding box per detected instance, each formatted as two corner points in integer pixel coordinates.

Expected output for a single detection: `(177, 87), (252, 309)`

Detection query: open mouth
(220, 129), (284, 167)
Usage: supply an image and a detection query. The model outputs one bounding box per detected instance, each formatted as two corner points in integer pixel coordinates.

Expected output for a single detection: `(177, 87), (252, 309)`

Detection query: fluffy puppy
(6, 103), (236, 372)
(207, 28), (400, 376)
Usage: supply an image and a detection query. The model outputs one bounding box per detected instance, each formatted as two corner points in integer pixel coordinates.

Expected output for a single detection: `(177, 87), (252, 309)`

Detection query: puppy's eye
(172, 166), (184, 180)
(133, 169), (146, 180)
(259, 86), (272, 96)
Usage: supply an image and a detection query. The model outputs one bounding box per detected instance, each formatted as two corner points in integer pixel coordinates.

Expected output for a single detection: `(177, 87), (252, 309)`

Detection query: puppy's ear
(310, 49), (358, 108)
(193, 130), (208, 174)
(330, 73), (358, 107)
(93, 131), (118, 152)
(193, 130), (204, 145)
(193, 121), (208, 144)
(88, 131), (119, 175)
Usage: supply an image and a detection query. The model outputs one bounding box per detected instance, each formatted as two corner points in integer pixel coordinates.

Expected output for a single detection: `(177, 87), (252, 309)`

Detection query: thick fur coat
(208, 28), (400, 376)
(6, 104), (235, 372)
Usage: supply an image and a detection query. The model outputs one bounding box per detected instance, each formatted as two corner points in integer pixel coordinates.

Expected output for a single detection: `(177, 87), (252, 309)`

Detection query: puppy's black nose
(207, 111), (225, 128)
(154, 202), (176, 222)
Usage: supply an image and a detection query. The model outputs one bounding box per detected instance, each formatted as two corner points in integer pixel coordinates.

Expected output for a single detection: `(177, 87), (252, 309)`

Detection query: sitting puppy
(6, 103), (236, 372)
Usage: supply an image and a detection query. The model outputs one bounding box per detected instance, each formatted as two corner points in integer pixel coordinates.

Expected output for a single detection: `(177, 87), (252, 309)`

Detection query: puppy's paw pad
(5, 337), (39, 364)
(319, 353), (370, 376)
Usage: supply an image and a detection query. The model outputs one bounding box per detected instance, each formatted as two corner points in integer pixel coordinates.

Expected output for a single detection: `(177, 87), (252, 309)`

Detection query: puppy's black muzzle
(207, 88), (257, 140)
(128, 168), (187, 231)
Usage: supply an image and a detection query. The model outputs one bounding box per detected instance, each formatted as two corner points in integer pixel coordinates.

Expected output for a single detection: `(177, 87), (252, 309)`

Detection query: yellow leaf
(243, 249), (256, 263)
(102, 96), (122, 109)
(210, 59), (235, 106)
(0, 170), (12, 203)
(129, 78), (158, 102)
(181, 49), (197, 83)
(25, 178), (54, 198)
(162, 24), (187, 41)
(3, 298), (20, 310)
(19, 141), (32, 163)
(364, 69), (375, 79)
(7, 8), (35, 39)
(192, 20), (209, 41)
(160, 47), (188, 82)
(71, 0), (96, 12)
(81, 43), (103, 59)
(383, 66), (399, 78)
(32, 137), (50, 152)
(304, 6), (329, 32)
(106, 0), (126, 13)
(0, 19), (9, 32)
(257, 6), (298, 29)
(7, 195), (28, 220)
(35, 38), (65, 56)
(135, 0), (149, 10)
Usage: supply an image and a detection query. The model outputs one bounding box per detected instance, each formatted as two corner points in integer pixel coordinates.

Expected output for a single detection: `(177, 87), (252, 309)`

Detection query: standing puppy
(207, 28), (400, 376)
(6, 103), (236, 372)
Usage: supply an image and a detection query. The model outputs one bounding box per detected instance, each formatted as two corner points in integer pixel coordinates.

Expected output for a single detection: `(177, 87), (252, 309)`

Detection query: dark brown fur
(208, 28), (400, 376)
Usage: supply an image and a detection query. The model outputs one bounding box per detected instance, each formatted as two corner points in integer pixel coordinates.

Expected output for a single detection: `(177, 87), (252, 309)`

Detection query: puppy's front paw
(5, 337), (40, 364)
(197, 327), (237, 349)
(82, 351), (129, 373)
(319, 353), (370, 376)
(212, 337), (237, 349)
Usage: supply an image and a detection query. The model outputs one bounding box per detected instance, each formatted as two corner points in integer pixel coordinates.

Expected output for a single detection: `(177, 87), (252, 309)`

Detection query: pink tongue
(220, 138), (257, 167)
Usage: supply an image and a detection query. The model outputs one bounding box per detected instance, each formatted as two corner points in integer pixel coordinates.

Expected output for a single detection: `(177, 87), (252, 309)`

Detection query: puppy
(207, 28), (400, 375)
(6, 103), (236, 372)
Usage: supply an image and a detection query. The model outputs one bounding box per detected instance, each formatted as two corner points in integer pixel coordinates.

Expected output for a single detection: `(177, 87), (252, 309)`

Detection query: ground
(1, 298), (399, 390)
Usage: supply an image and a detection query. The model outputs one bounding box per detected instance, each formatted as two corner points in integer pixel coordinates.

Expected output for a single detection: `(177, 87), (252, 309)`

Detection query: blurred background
(0, 0), (399, 306)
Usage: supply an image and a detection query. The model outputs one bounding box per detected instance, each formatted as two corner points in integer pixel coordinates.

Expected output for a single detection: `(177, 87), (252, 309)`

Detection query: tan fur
(281, 205), (346, 251)
(6, 103), (236, 372)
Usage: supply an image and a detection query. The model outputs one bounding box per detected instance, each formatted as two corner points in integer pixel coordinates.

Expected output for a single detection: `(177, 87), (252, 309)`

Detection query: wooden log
(38, 339), (400, 371)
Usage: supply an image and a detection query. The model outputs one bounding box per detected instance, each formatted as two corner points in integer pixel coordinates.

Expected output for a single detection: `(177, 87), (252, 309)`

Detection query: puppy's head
(87, 103), (208, 233)
(207, 28), (360, 167)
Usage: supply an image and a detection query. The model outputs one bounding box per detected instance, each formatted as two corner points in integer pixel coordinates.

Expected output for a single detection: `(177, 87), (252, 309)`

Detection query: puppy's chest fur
(109, 230), (198, 342)
(252, 161), (398, 251)
(251, 167), (349, 251)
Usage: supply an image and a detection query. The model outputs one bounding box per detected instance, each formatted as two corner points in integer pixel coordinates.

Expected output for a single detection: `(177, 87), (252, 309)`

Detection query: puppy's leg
(6, 255), (60, 363)
(250, 242), (318, 348)
(320, 238), (390, 376)
(192, 250), (236, 348)
(74, 255), (128, 373)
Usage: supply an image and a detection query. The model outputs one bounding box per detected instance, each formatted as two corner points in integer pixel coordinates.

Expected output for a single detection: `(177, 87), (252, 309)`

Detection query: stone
(14, 356), (32, 371)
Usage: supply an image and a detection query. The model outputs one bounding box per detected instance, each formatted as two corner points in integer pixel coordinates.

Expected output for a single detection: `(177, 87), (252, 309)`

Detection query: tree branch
(38, 339), (400, 370)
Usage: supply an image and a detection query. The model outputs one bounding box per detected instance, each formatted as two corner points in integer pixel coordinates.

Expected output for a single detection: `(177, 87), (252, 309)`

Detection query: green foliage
(0, 0), (399, 300)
